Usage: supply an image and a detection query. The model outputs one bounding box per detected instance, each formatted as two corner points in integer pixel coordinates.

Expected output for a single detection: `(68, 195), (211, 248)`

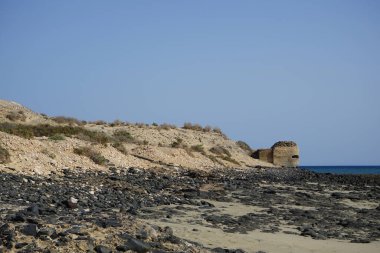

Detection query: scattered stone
(120, 234), (151, 253)
(21, 224), (38, 237)
(94, 245), (112, 253)
(65, 197), (78, 209)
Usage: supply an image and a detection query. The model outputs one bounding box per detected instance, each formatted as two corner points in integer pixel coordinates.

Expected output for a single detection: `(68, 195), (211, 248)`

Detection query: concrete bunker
(252, 141), (299, 167)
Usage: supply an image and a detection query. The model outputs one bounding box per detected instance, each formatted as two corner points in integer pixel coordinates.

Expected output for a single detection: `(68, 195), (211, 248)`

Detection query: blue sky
(1, 0), (379, 165)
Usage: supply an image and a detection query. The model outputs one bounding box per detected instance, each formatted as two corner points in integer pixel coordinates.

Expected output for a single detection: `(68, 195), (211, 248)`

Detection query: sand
(143, 200), (380, 253)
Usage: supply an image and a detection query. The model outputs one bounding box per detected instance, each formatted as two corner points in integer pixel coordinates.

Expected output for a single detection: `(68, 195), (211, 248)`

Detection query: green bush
(49, 134), (65, 141)
(0, 144), (10, 164)
(73, 146), (107, 165)
(0, 122), (110, 144)
(112, 129), (134, 143)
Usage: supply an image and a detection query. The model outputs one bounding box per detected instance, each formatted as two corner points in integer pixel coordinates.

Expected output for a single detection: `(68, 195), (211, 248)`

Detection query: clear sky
(1, 0), (379, 165)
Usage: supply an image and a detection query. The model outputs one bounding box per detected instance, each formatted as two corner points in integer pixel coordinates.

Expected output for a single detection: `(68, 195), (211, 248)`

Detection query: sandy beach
(1, 167), (379, 252)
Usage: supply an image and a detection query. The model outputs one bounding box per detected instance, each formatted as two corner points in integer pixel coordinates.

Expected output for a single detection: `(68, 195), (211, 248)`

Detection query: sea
(300, 166), (380, 175)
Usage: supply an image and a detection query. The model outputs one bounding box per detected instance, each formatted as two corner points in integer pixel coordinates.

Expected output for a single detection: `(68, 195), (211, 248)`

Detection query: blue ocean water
(300, 166), (380, 175)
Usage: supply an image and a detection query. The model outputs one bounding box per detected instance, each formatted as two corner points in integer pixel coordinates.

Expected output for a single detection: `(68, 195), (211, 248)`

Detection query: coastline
(0, 167), (379, 252)
(300, 165), (380, 175)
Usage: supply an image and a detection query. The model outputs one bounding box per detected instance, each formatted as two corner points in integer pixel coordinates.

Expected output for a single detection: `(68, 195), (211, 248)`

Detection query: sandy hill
(0, 99), (273, 175)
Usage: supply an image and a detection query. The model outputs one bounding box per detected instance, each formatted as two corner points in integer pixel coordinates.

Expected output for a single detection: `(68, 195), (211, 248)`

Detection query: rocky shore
(1, 167), (379, 253)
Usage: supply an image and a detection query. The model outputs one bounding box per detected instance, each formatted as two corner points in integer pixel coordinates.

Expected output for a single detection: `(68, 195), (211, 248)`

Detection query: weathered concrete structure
(251, 149), (273, 163)
(252, 141), (299, 167)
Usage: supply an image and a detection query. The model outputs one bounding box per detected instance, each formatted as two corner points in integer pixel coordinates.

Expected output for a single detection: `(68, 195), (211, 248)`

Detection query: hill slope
(0, 99), (273, 175)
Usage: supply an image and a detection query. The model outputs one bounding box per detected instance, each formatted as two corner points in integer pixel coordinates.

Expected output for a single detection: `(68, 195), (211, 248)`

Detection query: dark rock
(26, 204), (40, 215)
(94, 245), (112, 253)
(120, 234), (151, 253)
(64, 197), (78, 209)
(10, 213), (26, 222)
(21, 224), (38, 237)
(350, 239), (370, 243)
(38, 227), (56, 237)
(116, 245), (129, 252)
(15, 242), (28, 249)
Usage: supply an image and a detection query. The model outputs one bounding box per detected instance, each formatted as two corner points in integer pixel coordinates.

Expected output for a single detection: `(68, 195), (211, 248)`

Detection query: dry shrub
(134, 122), (149, 128)
(209, 146), (231, 157)
(91, 120), (107, 125)
(0, 122), (110, 144)
(183, 122), (203, 131)
(171, 138), (187, 148)
(112, 142), (128, 155)
(220, 156), (240, 166)
(109, 120), (124, 127)
(158, 123), (176, 130)
(203, 125), (212, 132)
(49, 134), (65, 141)
(73, 146), (107, 165)
(183, 122), (226, 137)
(52, 116), (83, 125)
(112, 130), (134, 143)
(41, 148), (56, 159)
(190, 144), (205, 155)
(6, 111), (26, 122)
(0, 144), (10, 164)
(236, 140), (252, 154)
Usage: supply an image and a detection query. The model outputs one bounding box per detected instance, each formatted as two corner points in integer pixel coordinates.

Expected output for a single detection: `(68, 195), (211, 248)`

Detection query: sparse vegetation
(209, 146), (231, 157)
(206, 155), (224, 166)
(73, 146), (107, 165)
(0, 122), (110, 144)
(220, 156), (240, 165)
(41, 148), (56, 159)
(236, 140), (252, 154)
(112, 129), (134, 143)
(112, 142), (128, 155)
(190, 144), (205, 154)
(152, 122), (158, 126)
(212, 127), (224, 135)
(0, 144), (10, 164)
(158, 123), (176, 130)
(135, 123), (146, 128)
(109, 119), (123, 127)
(91, 120), (107, 125)
(183, 122), (226, 137)
(203, 125), (212, 132)
(52, 116), (83, 125)
(171, 138), (187, 148)
(6, 111), (26, 122)
(49, 134), (65, 141)
(183, 122), (203, 131)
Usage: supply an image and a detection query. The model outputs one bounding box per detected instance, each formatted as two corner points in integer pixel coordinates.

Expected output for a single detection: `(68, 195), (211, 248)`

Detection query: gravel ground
(0, 167), (379, 252)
